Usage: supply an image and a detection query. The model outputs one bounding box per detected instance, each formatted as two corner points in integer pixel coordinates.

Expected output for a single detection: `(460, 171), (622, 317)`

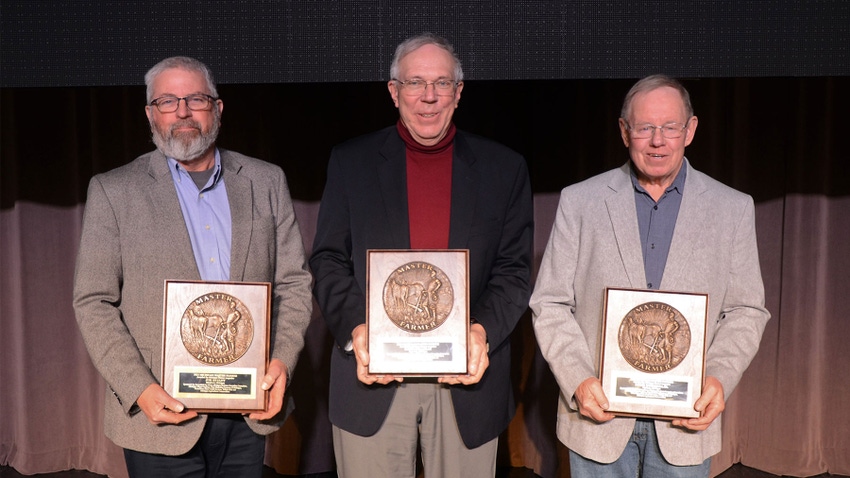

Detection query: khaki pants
(332, 382), (498, 478)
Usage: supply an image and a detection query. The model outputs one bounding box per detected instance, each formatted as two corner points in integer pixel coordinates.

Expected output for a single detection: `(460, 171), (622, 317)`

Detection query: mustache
(169, 120), (202, 134)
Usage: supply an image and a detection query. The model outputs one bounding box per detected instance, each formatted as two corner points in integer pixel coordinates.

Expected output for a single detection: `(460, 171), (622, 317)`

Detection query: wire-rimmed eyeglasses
(393, 78), (459, 96)
(625, 121), (689, 139)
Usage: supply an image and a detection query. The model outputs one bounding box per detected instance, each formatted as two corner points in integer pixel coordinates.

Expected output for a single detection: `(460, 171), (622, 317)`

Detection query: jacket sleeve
(72, 175), (156, 414)
(704, 195), (771, 398)
(530, 187), (599, 406)
(268, 166), (315, 377)
(468, 156), (534, 352)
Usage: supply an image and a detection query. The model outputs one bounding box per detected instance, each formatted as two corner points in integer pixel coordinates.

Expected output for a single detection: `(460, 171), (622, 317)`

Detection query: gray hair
(620, 74), (694, 121)
(390, 33), (464, 82)
(144, 56), (218, 103)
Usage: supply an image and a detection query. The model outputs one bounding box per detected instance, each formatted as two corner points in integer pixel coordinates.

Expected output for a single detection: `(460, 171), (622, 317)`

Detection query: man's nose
(649, 127), (666, 145)
(175, 98), (193, 117)
(420, 83), (438, 101)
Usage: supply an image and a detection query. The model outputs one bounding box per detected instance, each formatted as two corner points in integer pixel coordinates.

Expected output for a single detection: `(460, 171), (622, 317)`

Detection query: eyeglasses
(625, 121), (689, 139)
(394, 78), (459, 96)
(149, 94), (218, 113)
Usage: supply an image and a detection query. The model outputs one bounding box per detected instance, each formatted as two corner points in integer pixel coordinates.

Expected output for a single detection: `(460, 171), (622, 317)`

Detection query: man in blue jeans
(530, 74), (770, 477)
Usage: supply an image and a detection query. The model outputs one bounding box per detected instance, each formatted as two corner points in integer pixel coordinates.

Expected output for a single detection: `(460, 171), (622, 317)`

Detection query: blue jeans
(568, 419), (711, 478)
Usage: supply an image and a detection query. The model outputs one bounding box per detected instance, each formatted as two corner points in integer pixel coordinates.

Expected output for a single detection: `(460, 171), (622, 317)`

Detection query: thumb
(356, 346), (370, 366)
(163, 400), (185, 413)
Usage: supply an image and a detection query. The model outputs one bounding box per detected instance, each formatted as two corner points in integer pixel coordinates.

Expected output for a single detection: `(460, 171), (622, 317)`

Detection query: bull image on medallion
(617, 301), (691, 373)
(383, 261), (454, 332)
(179, 292), (254, 365)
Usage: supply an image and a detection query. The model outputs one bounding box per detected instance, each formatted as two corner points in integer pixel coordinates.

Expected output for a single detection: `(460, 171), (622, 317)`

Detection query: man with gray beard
(73, 56), (313, 477)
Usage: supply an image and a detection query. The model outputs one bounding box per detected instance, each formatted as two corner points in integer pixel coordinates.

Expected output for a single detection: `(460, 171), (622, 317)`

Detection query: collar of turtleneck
(396, 119), (457, 153)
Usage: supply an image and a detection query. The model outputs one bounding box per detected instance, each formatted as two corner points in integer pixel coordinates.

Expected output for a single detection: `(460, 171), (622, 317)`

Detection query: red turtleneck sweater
(397, 120), (455, 249)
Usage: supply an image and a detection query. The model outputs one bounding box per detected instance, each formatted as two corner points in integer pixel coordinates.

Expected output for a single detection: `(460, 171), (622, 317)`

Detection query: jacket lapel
(660, 160), (709, 289)
(606, 163), (646, 289)
(147, 151), (200, 279)
(378, 132), (412, 248)
(221, 151), (253, 281)
(448, 132), (478, 248)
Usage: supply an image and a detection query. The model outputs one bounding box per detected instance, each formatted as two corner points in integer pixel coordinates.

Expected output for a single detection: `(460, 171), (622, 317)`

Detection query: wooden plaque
(600, 287), (708, 420)
(366, 249), (469, 376)
(161, 280), (271, 413)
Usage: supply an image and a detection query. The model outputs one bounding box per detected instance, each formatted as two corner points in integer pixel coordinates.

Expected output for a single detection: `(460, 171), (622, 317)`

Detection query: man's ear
(684, 116), (698, 147)
(388, 80), (400, 108)
(618, 118), (631, 147)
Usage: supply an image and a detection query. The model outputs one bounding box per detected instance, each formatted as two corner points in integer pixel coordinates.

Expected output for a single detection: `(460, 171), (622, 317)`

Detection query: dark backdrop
(2, 77), (848, 210)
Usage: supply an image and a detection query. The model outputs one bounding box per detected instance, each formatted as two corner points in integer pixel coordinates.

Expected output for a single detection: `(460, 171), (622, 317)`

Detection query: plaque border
(161, 280), (271, 413)
(599, 287), (708, 420)
(366, 249), (470, 376)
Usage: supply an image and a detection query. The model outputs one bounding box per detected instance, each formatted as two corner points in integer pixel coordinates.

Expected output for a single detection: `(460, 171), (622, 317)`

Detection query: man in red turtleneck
(310, 33), (534, 478)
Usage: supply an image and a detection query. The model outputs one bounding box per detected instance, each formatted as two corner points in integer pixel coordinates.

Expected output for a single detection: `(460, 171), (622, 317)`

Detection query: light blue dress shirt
(168, 149), (232, 281)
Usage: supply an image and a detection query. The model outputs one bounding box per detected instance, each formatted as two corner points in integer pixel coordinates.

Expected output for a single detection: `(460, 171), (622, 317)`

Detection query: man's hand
(248, 358), (288, 421)
(439, 322), (489, 386)
(574, 377), (616, 423)
(352, 324), (401, 385)
(672, 376), (725, 431)
(136, 383), (198, 425)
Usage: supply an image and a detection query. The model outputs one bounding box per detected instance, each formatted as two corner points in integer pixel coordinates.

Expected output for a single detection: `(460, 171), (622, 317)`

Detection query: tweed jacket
(310, 126), (534, 448)
(73, 149), (313, 455)
(530, 160), (770, 465)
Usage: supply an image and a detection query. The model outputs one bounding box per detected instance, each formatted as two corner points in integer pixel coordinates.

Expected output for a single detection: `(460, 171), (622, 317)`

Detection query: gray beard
(151, 118), (220, 162)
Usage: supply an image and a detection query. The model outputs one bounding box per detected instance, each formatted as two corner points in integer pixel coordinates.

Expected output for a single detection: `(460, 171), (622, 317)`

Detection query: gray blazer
(529, 160), (770, 465)
(73, 149), (313, 455)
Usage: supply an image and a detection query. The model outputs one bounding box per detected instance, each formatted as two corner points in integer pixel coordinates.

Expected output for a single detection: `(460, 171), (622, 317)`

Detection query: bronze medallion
(382, 261), (454, 332)
(617, 301), (691, 373)
(179, 292), (254, 366)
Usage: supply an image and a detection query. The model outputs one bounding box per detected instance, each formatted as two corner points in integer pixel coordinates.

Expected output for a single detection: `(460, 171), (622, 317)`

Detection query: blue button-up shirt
(631, 162), (686, 290)
(168, 150), (232, 281)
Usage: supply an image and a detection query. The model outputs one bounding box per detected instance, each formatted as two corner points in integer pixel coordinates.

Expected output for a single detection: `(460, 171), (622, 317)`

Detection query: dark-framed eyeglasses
(625, 120), (690, 139)
(393, 78), (459, 96)
(149, 94), (218, 113)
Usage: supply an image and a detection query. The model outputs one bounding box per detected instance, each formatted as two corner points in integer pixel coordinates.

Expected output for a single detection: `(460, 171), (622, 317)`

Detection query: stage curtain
(2, 78), (848, 477)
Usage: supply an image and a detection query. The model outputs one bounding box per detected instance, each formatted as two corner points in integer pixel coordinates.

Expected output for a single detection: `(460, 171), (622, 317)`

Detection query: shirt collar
(629, 158), (687, 197)
(167, 148), (223, 188)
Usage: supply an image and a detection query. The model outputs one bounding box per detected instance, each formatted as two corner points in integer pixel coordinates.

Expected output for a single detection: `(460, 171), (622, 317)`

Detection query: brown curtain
(2, 78), (848, 477)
